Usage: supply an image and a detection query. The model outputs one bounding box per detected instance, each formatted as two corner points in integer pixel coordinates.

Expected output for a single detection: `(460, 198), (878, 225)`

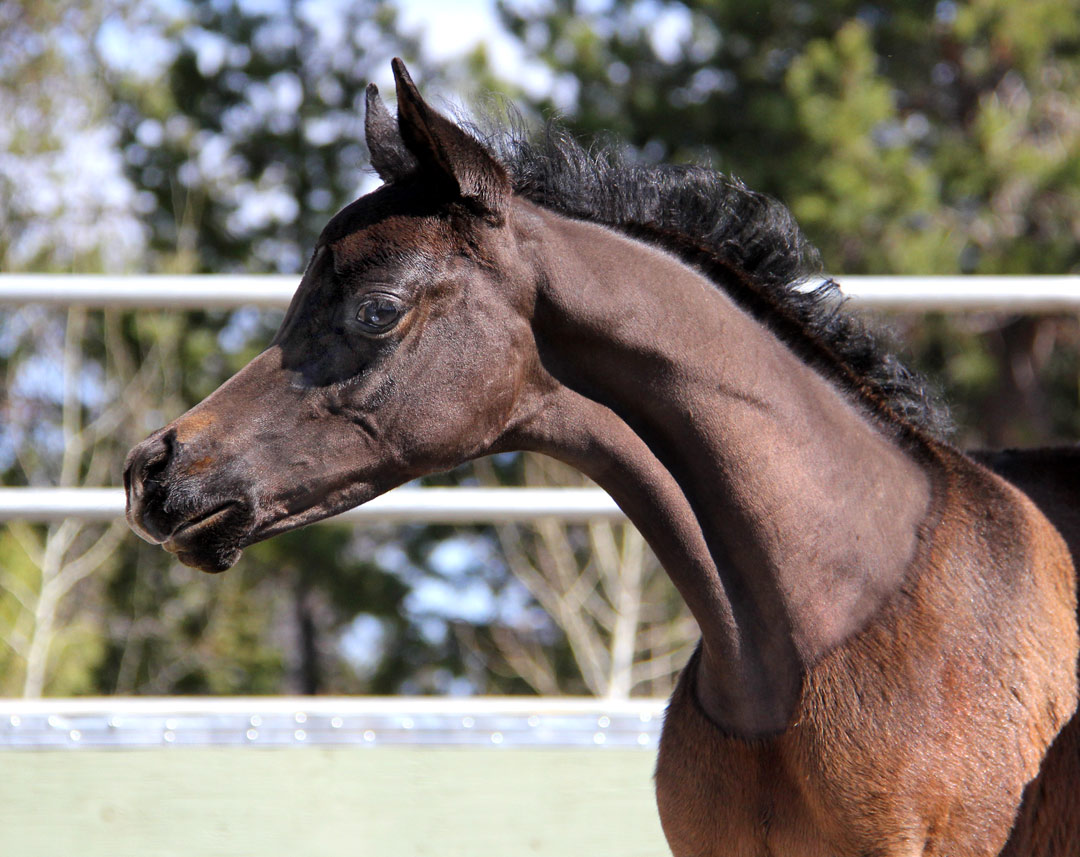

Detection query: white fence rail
(2, 274), (1079, 524)
(1, 274), (1080, 310)
(0, 696), (664, 748)
(0, 486), (623, 524)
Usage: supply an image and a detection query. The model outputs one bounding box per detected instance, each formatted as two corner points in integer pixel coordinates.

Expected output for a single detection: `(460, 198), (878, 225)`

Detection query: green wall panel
(0, 748), (669, 856)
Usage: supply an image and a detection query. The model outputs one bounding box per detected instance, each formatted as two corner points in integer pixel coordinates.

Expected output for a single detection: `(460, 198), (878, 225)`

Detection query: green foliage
(0, 0), (144, 272)
(109, 0), (424, 273)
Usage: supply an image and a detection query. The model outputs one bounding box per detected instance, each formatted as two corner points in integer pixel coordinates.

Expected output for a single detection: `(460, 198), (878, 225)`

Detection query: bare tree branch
(49, 519), (126, 602)
(490, 625), (561, 695)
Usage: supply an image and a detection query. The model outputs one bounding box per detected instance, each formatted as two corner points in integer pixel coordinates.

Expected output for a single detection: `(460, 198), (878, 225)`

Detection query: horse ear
(365, 83), (417, 181)
(390, 57), (511, 224)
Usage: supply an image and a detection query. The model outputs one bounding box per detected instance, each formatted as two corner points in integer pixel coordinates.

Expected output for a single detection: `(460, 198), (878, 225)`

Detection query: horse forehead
(317, 182), (454, 260)
(328, 217), (449, 270)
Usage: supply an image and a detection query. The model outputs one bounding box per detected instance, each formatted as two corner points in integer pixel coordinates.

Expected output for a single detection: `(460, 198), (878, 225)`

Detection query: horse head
(125, 60), (538, 573)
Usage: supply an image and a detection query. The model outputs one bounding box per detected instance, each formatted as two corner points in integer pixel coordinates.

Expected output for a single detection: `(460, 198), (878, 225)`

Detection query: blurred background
(2, 0), (1079, 701)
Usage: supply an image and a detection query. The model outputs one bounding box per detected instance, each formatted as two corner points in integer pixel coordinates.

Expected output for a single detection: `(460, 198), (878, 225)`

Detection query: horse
(971, 447), (1080, 856)
(124, 59), (1078, 856)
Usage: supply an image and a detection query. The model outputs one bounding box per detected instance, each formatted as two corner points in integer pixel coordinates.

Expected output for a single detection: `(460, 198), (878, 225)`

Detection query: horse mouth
(161, 500), (255, 574)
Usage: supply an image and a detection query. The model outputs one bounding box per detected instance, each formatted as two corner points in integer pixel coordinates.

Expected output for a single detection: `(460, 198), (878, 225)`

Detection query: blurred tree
(109, 0), (429, 274)
(0, 0), (150, 695)
(0, 0), (145, 273)
(461, 456), (696, 699)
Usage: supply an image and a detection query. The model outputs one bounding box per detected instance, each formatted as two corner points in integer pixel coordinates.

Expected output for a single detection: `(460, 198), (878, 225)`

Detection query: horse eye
(355, 296), (403, 333)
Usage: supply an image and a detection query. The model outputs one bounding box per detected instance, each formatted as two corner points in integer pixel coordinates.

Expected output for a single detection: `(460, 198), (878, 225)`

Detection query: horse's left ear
(391, 58), (511, 224)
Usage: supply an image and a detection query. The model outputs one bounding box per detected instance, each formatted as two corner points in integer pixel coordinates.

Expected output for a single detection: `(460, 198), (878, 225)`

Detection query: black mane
(490, 126), (952, 439)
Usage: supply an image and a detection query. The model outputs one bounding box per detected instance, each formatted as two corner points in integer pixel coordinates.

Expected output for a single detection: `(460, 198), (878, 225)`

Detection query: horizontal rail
(4, 274), (1079, 524)
(0, 486), (625, 524)
(1, 274), (1080, 310)
(0, 274), (299, 308)
(0, 696), (665, 749)
(837, 276), (1080, 311)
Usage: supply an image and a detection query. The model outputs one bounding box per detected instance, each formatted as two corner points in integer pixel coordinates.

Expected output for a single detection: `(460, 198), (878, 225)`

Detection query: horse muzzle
(124, 430), (257, 573)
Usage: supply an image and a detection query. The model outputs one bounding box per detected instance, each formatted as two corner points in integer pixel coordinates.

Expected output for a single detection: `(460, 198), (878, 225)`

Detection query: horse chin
(162, 499), (255, 574)
(171, 544), (244, 574)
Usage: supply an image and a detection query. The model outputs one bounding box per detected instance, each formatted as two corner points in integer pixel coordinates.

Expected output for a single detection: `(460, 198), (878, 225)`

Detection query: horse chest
(655, 734), (849, 857)
(654, 670), (903, 857)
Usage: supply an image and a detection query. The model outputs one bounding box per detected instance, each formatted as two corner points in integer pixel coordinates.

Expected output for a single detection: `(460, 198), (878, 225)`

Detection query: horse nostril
(124, 430), (177, 500)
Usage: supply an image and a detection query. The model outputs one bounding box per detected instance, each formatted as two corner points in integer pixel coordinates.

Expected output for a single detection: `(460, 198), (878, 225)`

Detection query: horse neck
(507, 203), (934, 735)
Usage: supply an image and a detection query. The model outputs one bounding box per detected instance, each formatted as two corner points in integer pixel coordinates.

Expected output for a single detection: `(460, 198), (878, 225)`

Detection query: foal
(125, 61), (1078, 856)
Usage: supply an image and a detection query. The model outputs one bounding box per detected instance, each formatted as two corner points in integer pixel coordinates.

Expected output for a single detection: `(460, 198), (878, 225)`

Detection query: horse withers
(125, 60), (1078, 856)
